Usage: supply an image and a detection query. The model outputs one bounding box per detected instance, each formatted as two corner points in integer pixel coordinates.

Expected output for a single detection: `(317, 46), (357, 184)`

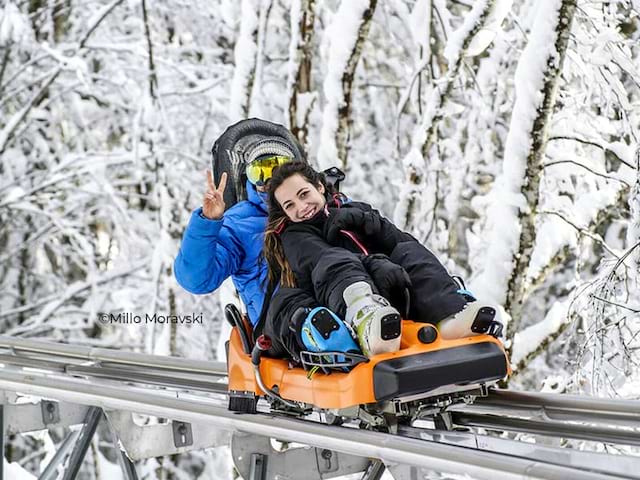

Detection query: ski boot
(438, 300), (503, 339)
(295, 307), (362, 375)
(343, 282), (402, 357)
(298, 307), (360, 353)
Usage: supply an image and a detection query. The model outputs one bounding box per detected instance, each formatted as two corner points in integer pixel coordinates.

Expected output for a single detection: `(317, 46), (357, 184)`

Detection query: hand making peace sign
(203, 170), (227, 220)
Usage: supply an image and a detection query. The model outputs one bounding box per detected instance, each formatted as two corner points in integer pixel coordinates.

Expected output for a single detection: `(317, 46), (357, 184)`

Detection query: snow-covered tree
(2, 0), (640, 476)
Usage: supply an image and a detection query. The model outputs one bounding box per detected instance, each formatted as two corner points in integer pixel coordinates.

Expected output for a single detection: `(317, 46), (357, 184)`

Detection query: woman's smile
(274, 173), (327, 223)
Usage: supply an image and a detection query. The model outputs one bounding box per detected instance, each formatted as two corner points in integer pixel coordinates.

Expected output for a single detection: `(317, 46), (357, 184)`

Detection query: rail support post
(1, 404), (4, 480)
(231, 432), (370, 479)
(61, 407), (102, 480)
(361, 459), (386, 479)
(114, 446), (138, 480)
(39, 430), (81, 480)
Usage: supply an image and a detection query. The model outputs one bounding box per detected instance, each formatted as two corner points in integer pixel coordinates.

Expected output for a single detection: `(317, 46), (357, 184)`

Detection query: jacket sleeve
(281, 226), (372, 317)
(280, 227), (330, 287)
(174, 207), (244, 294)
(340, 202), (416, 254)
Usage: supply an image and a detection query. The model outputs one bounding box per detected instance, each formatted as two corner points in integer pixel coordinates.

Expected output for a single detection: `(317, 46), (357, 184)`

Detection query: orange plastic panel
(227, 320), (510, 409)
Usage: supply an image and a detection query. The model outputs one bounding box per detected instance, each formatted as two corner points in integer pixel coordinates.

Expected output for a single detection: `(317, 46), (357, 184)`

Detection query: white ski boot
(343, 282), (402, 357)
(437, 301), (503, 339)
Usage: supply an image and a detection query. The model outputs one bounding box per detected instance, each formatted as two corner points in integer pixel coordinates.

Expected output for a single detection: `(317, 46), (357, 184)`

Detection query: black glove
(325, 207), (382, 244)
(361, 254), (412, 317)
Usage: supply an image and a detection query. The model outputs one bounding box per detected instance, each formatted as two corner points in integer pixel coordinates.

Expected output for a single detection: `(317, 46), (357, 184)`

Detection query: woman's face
(274, 174), (327, 222)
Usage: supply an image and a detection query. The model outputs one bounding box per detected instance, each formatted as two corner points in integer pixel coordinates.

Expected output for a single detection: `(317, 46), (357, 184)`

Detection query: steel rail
(0, 349), (230, 401)
(0, 367), (632, 480)
(2, 337), (637, 426)
(0, 336), (227, 375)
(64, 365), (229, 394)
(485, 390), (640, 415)
(0, 349), (229, 394)
(398, 425), (640, 479)
(465, 389), (640, 426)
(447, 390), (640, 445)
(450, 412), (640, 447)
(3, 339), (640, 448)
(0, 352), (68, 372)
(3, 348), (640, 447)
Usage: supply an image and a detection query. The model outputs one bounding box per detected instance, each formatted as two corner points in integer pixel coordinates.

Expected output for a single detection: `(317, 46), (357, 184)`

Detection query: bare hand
(202, 170), (227, 219)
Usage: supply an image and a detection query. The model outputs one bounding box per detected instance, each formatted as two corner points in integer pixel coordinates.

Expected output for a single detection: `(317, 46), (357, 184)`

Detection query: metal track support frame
(39, 430), (81, 480)
(231, 432), (371, 480)
(114, 446), (139, 480)
(61, 406), (102, 480)
(362, 460), (386, 480)
(1, 404), (4, 480)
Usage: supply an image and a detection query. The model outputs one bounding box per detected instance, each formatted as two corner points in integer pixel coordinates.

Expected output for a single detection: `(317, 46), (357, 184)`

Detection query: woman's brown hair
(263, 161), (332, 289)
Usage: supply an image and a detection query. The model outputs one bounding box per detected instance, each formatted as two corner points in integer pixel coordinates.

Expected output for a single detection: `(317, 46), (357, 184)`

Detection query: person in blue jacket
(174, 118), (306, 328)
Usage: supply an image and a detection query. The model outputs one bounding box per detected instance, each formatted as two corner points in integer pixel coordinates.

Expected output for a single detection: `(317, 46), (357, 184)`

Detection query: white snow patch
(0, 2), (32, 45)
(408, 0), (431, 52)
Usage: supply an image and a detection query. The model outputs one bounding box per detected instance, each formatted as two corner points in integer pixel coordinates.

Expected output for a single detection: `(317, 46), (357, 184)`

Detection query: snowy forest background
(1, 0), (639, 478)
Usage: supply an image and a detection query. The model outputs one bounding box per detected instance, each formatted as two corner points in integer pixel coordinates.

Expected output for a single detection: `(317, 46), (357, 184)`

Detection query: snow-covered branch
(393, 0), (499, 232)
(472, 0), (577, 359)
(286, 0), (316, 148)
(229, 0), (260, 120)
(141, 0), (158, 99)
(317, 0), (377, 170)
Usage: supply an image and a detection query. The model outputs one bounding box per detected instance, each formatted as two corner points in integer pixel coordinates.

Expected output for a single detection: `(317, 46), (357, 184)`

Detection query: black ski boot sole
(381, 313), (402, 341)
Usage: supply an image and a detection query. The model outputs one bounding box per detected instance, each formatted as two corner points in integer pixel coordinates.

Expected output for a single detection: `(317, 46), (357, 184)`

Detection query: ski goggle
(245, 155), (292, 186)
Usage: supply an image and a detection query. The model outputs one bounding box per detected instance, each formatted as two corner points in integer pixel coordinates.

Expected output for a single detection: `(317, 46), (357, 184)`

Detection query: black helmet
(211, 118), (305, 209)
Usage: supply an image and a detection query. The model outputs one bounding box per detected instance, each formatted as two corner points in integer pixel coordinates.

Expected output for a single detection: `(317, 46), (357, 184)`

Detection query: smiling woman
(274, 173), (327, 222)
(260, 161), (503, 364)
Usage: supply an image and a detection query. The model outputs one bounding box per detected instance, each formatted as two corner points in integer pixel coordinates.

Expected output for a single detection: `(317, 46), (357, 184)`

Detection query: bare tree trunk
(335, 0), (375, 169)
(0, 43), (12, 100)
(141, 0), (158, 99)
(287, 0), (316, 148)
(504, 0), (577, 356)
(250, 0), (274, 118)
(317, 0), (377, 170)
(628, 147), (640, 283)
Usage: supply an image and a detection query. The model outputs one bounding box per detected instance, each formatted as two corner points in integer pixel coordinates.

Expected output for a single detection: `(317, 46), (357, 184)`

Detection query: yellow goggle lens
(245, 155), (292, 185)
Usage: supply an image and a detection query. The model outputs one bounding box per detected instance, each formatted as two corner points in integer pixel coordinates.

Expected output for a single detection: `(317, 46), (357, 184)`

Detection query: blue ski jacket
(174, 181), (268, 326)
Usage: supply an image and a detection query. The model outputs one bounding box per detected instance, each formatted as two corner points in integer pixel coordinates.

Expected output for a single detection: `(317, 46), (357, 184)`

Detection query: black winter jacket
(279, 200), (416, 315)
(273, 197), (466, 330)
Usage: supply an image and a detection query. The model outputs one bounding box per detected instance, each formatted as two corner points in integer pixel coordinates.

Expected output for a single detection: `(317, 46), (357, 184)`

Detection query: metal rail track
(446, 389), (640, 446)
(466, 389), (640, 425)
(3, 341), (640, 447)
(0, 365), (636, 480)
(2, 335), (640, 479)
(0, 335), (227, 375)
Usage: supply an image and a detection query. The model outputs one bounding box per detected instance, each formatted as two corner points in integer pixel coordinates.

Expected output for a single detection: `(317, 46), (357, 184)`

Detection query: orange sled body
(227, 320), (511, 410)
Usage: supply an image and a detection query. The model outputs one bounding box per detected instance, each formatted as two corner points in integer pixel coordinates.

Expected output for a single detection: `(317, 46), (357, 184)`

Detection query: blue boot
(299, 307), (360, 355)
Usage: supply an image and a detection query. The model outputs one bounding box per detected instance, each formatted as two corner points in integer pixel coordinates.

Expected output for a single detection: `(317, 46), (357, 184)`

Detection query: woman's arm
(325, 201), (416, 254)
(281, 226), (372, 317)
(280, 227), (332, 288)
